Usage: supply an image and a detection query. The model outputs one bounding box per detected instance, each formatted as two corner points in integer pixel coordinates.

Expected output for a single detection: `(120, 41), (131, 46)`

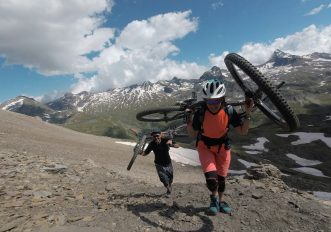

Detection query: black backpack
(195, 102), (234, 150)
(196, 102), (234, 132)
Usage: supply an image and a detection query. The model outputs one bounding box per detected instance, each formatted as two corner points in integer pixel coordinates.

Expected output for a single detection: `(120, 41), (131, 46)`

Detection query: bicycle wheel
(136, 106), (184, 122)
(127, 135), (147, 171)
(224, 53), (300, 131)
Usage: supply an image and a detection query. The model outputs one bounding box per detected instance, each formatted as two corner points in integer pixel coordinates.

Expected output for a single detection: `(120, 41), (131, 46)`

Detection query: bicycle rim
(224, 53), (300, 131)
(127, 135), (147, 171)
(136, 106), (184, 122)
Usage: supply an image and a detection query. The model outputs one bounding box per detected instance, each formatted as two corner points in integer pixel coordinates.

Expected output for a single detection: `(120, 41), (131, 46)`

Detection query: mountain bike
(136, 53), (300, 131)
(126, 124), (188, 171)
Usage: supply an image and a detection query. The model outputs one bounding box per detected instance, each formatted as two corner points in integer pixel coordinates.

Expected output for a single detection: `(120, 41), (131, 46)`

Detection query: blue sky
(1, 0), (331, 103)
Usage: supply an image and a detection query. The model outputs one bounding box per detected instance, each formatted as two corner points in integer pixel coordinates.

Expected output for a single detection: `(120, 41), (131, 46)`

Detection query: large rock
(245, 164), (282, 180)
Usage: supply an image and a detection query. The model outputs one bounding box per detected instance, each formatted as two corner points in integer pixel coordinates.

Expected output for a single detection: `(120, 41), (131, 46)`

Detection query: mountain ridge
(1, 50), (330, 128)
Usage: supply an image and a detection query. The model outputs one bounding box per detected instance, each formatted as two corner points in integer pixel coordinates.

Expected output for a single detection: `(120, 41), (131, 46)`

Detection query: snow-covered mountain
(1, 66), (229, 123)
(1, 50), (330, 125)
(259, 49), (331, 75)
(257, 50), (331, 103)
(0, 96), (75, 123)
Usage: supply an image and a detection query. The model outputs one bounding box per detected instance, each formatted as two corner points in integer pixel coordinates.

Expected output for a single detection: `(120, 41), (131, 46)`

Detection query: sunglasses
(205, 98), (223, 105)
(153, 134), (161, 138)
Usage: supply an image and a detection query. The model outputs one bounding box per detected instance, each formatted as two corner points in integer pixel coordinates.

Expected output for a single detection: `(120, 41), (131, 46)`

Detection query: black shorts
(155, 163), (173, 187)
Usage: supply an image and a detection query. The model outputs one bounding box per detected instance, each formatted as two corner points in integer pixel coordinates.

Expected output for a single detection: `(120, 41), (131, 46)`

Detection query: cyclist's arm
(167, 139), (180, 148)
(186, 111), (199, 137)
(187, 122), (198, 137)
(235, 118), (250, 135)
(141, 142), (153, 156)
(234, 99), (253, 135)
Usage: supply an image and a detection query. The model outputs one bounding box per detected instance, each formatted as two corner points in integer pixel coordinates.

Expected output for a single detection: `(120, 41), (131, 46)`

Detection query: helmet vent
(210, 82), (214, 94)
(217, 87), (223, 94)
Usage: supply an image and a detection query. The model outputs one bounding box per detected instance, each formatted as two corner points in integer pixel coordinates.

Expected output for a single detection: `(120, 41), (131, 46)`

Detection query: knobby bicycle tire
(127, 135), (147, 171)
(136, 106), (184, 122)
(224, 53), (300, 131)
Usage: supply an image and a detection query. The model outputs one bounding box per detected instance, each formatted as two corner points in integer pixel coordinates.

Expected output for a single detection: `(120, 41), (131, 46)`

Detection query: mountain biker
(186, 78), (253, 215)
(140, 129), (179, 195)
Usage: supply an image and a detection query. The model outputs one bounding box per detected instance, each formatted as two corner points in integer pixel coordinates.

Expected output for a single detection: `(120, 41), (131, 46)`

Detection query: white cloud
(305, 4), (326, 16)
(0, 0), (115, 75)
(71, 11), (205, 93)
(36, 90), (67, 103)
(327, 3), (331, 8)
(209, 24), (331, 68)
(211, 0), (224, 10)
(0, 1), (205, 95)
(116, 11), (197, 50)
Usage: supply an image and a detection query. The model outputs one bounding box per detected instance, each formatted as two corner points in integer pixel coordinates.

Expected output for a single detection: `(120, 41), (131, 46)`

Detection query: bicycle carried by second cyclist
(126, 124), (188, 171)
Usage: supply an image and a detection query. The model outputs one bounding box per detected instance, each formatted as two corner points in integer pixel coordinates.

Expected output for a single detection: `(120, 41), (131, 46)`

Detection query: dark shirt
(144, 138), (172, 166)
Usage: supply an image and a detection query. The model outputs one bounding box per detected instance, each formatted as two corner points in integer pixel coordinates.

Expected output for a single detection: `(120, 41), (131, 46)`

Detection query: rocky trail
(0, 110), (330, 232)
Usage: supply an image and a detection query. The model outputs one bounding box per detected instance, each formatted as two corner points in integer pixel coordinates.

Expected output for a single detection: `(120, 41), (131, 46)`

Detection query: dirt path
(0, 110), (330, 232)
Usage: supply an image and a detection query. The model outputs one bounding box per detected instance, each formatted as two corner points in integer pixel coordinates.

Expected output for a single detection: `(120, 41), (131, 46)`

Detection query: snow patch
(292, 167), (330, 178)
(286, 153), (322, 166)
(242, 137), (269, 153)
(244, 150), (262, 155)
(276, 132), (331, 149)
(313, 191), (331, 201)
(319, 81), (326, 86)
(237, 159), (258, 168)
(115, 141), (136, 147)
(116, 141), (246, 174)
(169, 147), (200, 166)
(2, 98), (24, 110)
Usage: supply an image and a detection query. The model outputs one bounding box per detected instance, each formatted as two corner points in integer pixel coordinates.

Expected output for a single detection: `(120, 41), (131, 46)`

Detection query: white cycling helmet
(201, 79), (226, 99)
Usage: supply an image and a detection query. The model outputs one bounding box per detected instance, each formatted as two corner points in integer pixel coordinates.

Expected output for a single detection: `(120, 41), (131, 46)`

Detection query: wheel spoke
(255, 99), (287, 127)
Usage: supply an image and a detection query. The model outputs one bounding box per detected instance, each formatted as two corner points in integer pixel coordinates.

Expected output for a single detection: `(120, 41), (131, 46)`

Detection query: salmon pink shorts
(197, 141), (231, 177)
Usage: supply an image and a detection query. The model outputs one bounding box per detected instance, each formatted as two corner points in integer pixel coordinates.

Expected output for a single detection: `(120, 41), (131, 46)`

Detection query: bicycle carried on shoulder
(126, 124), (188, 171)
(136, 53), (300, 132)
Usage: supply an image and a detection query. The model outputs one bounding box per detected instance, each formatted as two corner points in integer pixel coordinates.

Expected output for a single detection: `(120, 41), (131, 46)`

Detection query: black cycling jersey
(144, 138), (172, 166)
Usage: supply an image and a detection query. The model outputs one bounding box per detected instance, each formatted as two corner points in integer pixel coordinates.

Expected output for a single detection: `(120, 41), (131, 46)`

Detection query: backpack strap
(224, 104), (233, 128)
(196, 103), (233, 150)
(195, 102), (206, 147)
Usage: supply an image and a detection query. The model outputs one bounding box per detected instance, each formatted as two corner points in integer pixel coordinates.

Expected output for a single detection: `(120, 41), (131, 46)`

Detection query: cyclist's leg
(167, 163), (174, 194)
(197, 141), (218, 175)
(215, 146), (232, 213)
(155, 164), (170, 187)
(214, 145), (231, 178)
(155, 163), (174, 194)
(167, 162), (174, 186)
(197, 142), (220, 215)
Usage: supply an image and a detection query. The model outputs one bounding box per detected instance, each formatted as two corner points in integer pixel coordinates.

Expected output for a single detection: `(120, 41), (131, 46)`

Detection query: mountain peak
(271, 49), (293, 59)
(262, 49), (302, 67)
(171, 76), (181, 85)
(141, 81), (152, 87)
(199, 66), (224, 81)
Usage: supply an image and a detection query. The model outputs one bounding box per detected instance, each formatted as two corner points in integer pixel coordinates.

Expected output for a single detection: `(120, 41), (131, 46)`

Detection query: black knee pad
(218, 175), (226, 192)
(205, 171), (218, 192)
